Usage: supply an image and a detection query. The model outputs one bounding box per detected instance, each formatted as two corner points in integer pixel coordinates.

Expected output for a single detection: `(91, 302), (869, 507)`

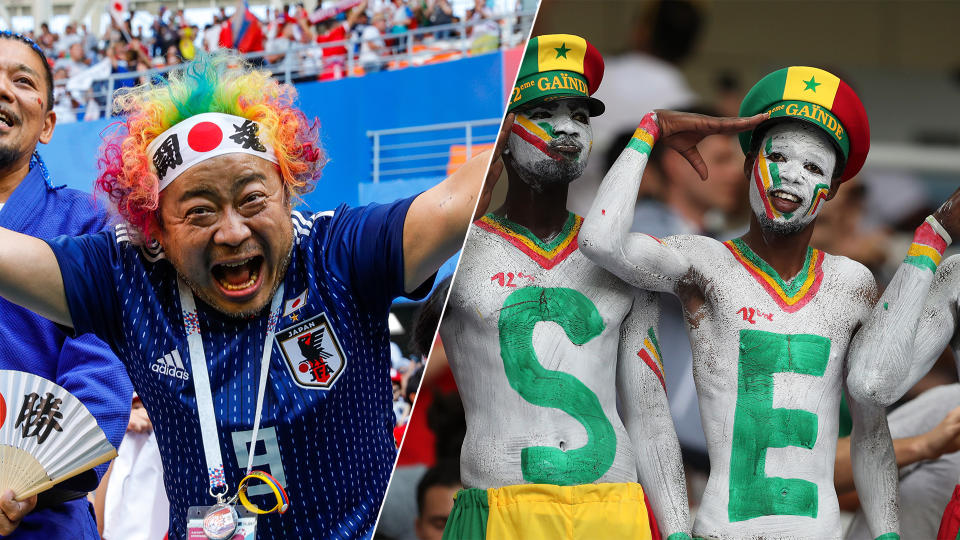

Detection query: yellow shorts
(442, 482), (652, 540)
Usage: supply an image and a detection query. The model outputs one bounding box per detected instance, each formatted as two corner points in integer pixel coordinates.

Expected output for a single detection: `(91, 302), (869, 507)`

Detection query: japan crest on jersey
(275, 313), (346, 389)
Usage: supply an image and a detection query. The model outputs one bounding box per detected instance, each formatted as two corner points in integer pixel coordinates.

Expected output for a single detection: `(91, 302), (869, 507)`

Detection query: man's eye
(573, 112), (588, 123)
(805, 163), (824, 175)
(766, 152), (785, 162)
(527, 111), (549, 120)
(186, 207), (214, 218)
(242, 193), (266, 206)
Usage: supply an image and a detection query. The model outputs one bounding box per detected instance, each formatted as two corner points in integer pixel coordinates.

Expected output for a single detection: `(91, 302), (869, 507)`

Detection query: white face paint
(505, 99), (593, 191)
(748, 122), (837, 235)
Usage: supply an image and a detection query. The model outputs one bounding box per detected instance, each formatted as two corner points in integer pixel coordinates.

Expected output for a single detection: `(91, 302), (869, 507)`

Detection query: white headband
(147, 112), (279, 191)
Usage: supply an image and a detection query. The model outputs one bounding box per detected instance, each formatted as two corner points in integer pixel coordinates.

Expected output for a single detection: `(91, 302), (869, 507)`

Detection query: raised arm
(0, 227), (70, 326)
(401, 115), (513, 292)
(847, 388), (900, 539)
(847, 188), (960, 407)
(580, 111), (767, 294)
(616, 290), (690, 539)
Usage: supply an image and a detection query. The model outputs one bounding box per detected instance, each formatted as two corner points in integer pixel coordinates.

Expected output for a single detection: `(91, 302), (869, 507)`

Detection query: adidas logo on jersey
(152, 350), (190, 381)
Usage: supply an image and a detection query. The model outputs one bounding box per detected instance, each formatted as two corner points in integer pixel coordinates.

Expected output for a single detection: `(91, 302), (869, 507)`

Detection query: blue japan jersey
(47, 195), (431, 539)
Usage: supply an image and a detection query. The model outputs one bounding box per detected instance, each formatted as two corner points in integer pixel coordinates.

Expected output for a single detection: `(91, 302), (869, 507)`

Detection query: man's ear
(37, 109), (57, 145)
(825, 176), (843, 201)
(149, 210), (164, 246)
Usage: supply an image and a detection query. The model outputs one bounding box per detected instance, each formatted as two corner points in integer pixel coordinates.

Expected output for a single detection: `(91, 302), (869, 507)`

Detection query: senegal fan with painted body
(842, 184), (960, 540)
(581, 67), (901, 539)
(439, 34), (763, 540)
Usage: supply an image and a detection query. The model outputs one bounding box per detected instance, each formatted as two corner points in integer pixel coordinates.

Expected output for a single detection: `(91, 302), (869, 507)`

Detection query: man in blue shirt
(0, 50), (495, 539)
(0, 32), (131, 538)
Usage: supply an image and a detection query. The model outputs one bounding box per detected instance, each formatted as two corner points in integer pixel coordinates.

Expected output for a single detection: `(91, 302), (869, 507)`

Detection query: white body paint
(581, 118), (900, 539)
(749, 123), (836, 235)
(440, 225), (690, 534)
(437, 98), (690, 536)
(849, 253), (960, 405)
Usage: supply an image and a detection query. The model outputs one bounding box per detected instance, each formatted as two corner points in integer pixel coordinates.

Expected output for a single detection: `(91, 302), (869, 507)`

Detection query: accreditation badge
(187, 504), (257, 540)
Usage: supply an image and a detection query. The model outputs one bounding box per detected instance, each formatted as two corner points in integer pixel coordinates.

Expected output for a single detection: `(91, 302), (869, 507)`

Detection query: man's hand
(0, 490), (37, 536)
(655, 110), (768, 180)
(127, 403), (153, 434)
(933, 186), (960, 241)
(472, 113), (514, 221)
(918, 406), (960, 460)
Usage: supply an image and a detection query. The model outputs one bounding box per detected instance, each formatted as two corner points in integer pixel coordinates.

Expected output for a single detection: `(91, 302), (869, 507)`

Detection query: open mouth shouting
(0, 108), (19, 131)
(768, 188), (803, 214)
(211, 255), (265, 298)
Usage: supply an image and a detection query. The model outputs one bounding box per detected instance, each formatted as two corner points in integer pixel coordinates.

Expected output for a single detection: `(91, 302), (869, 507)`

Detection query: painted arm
(847, 388), (900, 539)
(616, 290), (691, 538)
(0, 226), (70, 326)
(581, 111), (767, 294)
(401, 115), (513, 292)
(847, 188), (960, 407)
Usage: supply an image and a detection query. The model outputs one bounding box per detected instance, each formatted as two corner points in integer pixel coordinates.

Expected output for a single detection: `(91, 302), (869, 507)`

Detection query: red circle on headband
(187, 121), (223, 153)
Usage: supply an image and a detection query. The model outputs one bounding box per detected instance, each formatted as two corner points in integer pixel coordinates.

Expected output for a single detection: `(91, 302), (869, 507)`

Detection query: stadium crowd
(19, 0), (515, 123)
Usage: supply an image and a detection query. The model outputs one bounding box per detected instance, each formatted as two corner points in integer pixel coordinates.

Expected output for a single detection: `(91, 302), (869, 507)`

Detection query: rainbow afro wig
(96, 52), (325, 242)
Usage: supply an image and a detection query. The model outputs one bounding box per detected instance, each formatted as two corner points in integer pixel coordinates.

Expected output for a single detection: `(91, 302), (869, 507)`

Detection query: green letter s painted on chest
(497, 287), (614, 485)
(729, 329), (831, 522)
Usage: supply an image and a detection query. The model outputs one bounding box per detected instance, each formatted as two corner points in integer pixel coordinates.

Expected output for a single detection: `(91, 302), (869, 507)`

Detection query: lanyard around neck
(177, 278), (285, 497)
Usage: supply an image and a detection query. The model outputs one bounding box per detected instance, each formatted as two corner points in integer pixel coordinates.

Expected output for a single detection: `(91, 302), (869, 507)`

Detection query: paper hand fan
(0, 370), (118, 500)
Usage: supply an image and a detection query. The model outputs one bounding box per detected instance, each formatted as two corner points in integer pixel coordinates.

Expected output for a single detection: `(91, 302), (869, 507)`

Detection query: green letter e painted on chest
(728, 329), (831, 522)
(497, 287), (614, 485)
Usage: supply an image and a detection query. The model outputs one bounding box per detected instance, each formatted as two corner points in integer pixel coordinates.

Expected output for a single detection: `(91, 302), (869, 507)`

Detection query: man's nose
(214, 208), (252, 246)
(0, 74), (16, 104)
(776, 161), (803, 184)
(552, 116), (579, 136)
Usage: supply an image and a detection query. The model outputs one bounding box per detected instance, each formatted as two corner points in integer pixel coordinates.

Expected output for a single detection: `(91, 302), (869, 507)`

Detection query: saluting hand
(655, 109), (768, 180)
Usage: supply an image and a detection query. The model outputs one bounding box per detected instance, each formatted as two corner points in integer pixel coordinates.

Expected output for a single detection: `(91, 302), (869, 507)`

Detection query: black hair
(603, 105), (720, 173)
(416, 458), (461, 516)
(0, 31), (54, 111)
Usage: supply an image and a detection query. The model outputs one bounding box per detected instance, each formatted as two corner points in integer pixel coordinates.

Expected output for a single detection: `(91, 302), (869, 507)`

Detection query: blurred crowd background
(0, 0), (536, 122)
(378, 1), (960, 539)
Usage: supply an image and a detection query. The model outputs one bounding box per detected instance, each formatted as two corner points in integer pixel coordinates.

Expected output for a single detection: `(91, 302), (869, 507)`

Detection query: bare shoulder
(662, 233), (727, 264)
(822, 252), (877, 304)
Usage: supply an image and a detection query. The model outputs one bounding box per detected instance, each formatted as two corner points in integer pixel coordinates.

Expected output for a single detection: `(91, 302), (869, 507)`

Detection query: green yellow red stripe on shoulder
(475, 212), (582, 269)
(724, 238), (825, 313)
(739, 66), (869, 182)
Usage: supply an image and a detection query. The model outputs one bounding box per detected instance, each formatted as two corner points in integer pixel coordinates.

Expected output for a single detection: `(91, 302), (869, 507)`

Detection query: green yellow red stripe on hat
(739, 66), (869, 182)
(509, 34), (605, 116)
